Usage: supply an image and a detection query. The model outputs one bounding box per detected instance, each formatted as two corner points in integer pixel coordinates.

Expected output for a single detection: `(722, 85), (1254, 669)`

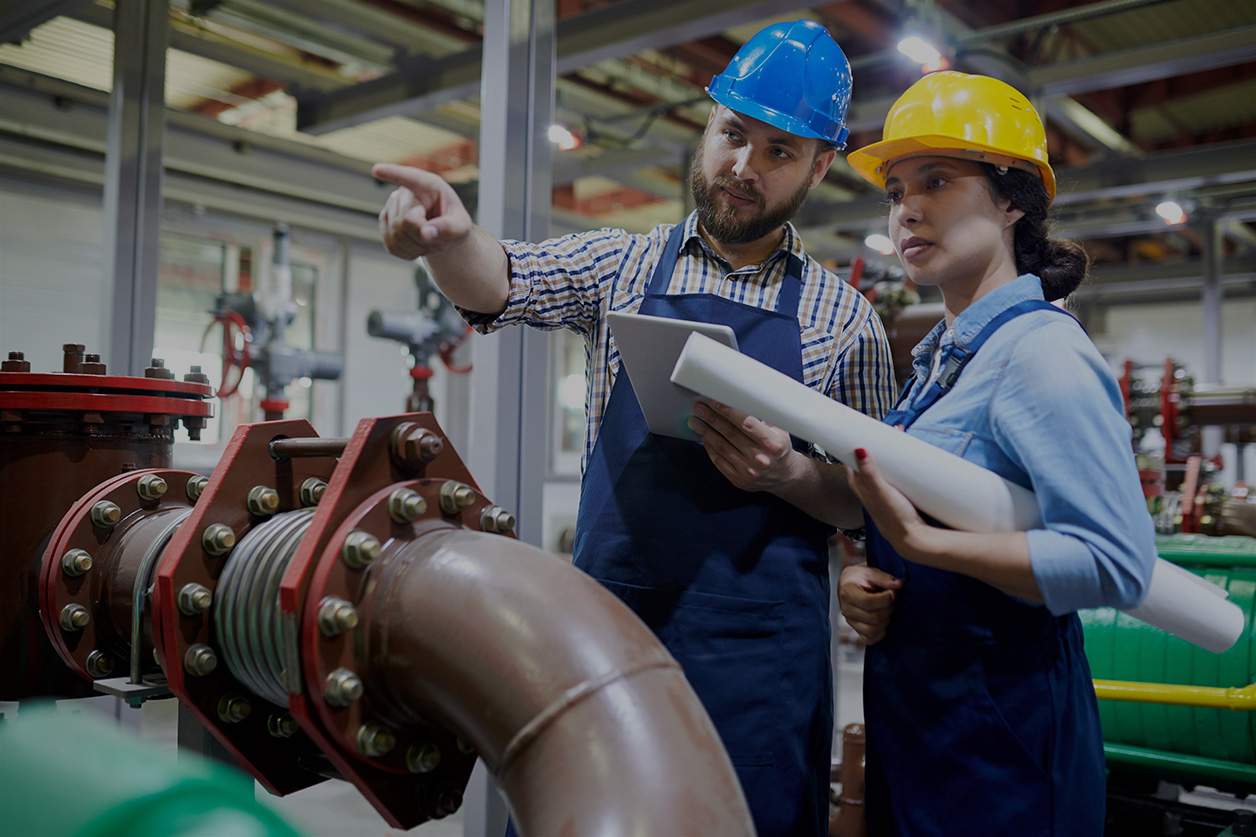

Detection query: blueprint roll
(671, 333), (1244, 654)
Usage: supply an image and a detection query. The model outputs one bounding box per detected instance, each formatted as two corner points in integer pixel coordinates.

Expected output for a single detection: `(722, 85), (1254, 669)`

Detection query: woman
(837, 72), (1157, 835)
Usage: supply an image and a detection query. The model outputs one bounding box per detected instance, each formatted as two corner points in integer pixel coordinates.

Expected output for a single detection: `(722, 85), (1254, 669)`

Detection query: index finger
(371, 162), (438, 194)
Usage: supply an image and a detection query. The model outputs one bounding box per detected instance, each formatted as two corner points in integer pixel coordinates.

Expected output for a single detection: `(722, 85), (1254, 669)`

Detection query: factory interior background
(1, 0), (1255, 835)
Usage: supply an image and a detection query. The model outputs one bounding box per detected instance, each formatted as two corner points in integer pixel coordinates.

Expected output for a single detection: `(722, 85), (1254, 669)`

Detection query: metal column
(463, 1), (555, 834)
(1200, 216), (1224, 458)
(104, 0), (168, 376)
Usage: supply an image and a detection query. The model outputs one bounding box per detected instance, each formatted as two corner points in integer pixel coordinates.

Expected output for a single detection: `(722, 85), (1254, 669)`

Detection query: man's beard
(690, 144), (813, 247)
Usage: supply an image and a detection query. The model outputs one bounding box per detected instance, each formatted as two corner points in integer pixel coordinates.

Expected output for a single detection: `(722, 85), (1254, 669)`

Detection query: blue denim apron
(573, 224), (834, 836)
(862, 300), (1106, 836)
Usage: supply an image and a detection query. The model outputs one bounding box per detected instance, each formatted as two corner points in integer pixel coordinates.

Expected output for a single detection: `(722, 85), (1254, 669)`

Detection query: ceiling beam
(1030, 25), (1256, 99)
(0, 0), (92, 44)
(295, 0), (813, 134)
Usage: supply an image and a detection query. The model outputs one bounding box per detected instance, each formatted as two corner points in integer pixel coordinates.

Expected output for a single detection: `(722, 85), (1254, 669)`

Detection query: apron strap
(644, 220), (805, 318)
(897, 299), (1079, 426)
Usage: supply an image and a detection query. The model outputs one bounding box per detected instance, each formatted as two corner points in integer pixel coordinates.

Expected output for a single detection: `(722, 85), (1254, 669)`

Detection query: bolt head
(61, 549), (93, 577)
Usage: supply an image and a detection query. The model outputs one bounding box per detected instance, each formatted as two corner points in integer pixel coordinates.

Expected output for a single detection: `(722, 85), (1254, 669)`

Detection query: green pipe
(1156, 534), (1256, 568)
(1105, 742), (1256, 786)
(0, 704), (304, 837)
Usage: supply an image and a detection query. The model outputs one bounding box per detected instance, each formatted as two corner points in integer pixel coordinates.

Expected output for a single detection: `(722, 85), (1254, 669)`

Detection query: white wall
(1092, 299), (1256, 386)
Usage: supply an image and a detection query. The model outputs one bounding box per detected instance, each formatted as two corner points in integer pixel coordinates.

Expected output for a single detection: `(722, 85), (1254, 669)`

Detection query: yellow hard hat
(847, 71), (1056, 202)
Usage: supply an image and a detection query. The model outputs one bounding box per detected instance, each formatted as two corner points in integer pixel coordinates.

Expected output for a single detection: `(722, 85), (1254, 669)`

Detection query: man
(375, 19), (895, 836)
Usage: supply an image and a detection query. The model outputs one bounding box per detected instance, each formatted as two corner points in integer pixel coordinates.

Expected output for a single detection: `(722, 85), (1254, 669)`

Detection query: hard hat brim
(708, 88), (848, 149)
(848, 135), (1056, 202)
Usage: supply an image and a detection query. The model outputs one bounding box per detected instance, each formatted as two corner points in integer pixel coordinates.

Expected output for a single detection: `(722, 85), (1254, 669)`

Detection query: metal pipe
(1094, 679), (1256, 710)
(268, 437), (348, 459)
(1104, 742), (1256, 785)
(370, 527), (756, 837)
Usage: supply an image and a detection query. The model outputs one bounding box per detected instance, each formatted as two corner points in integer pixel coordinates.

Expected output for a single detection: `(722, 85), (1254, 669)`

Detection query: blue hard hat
(707, 20), (852, 149)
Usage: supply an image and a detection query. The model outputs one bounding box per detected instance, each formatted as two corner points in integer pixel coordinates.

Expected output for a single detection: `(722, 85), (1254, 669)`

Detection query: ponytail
(983, 166), (1089, 302)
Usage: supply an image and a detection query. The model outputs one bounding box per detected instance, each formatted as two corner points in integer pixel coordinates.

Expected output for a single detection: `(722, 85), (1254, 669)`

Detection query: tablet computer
(607, 310), (739, 441)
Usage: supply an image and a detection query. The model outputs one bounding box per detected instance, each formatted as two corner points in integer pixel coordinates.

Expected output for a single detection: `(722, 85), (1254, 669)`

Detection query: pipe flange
(39, 469), (198, 683)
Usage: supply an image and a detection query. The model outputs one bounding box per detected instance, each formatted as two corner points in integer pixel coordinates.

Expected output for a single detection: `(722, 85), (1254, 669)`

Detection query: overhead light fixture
(897, 35), (949, 73)
(548, 123), (582, 151)
(1155, 200), (1187, 226)
(865, 233), (896, 256)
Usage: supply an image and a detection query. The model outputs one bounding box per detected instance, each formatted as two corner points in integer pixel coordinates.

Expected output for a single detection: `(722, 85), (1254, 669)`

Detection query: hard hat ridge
(707, 19), (853, 148)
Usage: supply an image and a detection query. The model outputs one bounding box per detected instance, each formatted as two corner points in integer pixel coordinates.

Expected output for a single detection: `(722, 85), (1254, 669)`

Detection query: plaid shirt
(464, 211), (898, 471)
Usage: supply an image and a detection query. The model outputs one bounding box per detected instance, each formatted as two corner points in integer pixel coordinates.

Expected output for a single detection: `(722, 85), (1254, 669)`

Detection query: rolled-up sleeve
(456, 228), (640, 337)
(989, 320), (1156, 614)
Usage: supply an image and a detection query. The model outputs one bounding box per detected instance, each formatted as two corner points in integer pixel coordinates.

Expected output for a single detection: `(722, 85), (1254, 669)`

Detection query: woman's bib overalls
(573, 225), (835, 837)
(861, 300), (1106, 836)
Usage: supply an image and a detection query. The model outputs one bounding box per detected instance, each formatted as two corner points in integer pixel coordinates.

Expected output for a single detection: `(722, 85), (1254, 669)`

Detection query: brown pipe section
(830, 724), (866, 837)
(368, 527), (756, 837)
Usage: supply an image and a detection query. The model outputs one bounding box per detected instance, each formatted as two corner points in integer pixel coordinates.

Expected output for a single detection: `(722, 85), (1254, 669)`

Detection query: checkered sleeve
(831, 304), (897, 421)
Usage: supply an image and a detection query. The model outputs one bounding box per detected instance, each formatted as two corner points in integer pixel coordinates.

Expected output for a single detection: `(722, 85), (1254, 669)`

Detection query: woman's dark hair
(981, 165), (1089, 302)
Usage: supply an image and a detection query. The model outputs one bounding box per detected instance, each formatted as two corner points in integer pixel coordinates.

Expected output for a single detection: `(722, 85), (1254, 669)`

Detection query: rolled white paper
(672, 333), (1244, 654)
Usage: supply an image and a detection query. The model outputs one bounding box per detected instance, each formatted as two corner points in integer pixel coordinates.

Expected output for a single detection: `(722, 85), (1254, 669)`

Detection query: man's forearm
(770, 453), (863, 529)
(425, 226), (512, 315)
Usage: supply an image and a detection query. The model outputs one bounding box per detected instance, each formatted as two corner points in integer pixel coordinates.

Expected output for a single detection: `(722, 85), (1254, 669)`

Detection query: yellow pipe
(1093, 679), (1256, 710)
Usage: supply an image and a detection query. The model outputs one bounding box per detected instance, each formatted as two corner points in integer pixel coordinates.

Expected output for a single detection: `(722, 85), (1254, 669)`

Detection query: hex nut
(202, 523), (236, 555)
(300, 478), (328, 507)
(218, 694), (251, 724)
(342, 531), (381, 569)
(406, 742), (442, 774)
(91, 501), (122, 529)
(178, 583), (213, 616)
(136, 473), (168, 502)
(439, 482), (476, 515)
(186, 474), (210, 503)
(318, 598), (360, 637)
(61, 549), (93, 577)
(268, 713), (299, 738)
(388, 487), (427, 523)
(356, 723), (396, 758)
(85, 651), (114, 678)
(247, 485), (280, 516)
(60, 604), (90, 631)
(480, 506), (516, 534)
(391, 422), (444, 467)
(184, 643), (218, 677)
(324, 668), (364, 707)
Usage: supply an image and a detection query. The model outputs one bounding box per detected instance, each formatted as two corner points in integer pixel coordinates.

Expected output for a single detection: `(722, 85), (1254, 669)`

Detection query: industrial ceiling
(1, 0), (1255, 304)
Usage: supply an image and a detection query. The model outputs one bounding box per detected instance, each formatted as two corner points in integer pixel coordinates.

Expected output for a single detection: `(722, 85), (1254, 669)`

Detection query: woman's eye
(885, 190), (902, 203)
(928, 177), (947, 189)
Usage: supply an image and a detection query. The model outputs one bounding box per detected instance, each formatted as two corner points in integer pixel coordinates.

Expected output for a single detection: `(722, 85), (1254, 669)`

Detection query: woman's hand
(843, 447), (930, 562)
(838, 563), (903, 645)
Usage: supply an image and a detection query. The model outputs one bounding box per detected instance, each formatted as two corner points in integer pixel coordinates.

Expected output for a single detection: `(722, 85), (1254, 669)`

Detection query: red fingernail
(854, 448), (868, 461)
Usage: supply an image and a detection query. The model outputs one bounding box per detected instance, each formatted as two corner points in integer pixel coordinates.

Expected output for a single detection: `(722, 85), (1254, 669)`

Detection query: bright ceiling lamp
(1155, 200), (1187, 226)
(897, 35), (949, 73)
(548, 123), (582, 151)
(865, 233), (896, 256)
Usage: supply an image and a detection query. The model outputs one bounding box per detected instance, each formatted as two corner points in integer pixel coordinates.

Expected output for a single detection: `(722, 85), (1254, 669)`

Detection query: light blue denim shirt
(897, 274), (1156, 615)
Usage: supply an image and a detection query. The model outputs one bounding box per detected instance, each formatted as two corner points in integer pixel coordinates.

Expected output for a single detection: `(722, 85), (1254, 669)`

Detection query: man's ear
(812, 146), (837, 188)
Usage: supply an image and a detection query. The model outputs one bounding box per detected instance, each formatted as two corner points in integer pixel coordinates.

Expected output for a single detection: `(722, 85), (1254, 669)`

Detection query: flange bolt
(61, 549), (93, 577)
